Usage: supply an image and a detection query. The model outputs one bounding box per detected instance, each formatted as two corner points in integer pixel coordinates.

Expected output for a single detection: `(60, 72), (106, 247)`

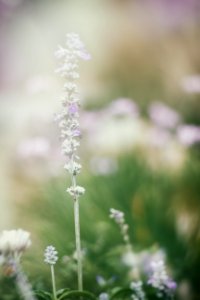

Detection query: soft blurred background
(0, 0), (200, 299)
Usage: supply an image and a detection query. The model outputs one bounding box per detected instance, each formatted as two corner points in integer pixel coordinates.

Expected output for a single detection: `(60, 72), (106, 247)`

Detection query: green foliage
(11, 151), (200, 298)
(58, 290), (97, 300)
(110, 287), (133, 300)
(34, 290), (52, 300)
(0, 277), (20, 300)
(34, 289), (97, 300)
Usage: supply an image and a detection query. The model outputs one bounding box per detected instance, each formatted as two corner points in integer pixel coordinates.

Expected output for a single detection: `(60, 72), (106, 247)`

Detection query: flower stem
(74, 197), (83, 291)
(71, 158), (83, 291)
(50, 265), (57, 300)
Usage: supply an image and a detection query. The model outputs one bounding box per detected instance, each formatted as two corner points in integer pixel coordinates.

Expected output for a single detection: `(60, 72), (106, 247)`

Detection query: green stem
(51, 265), (57, 300)
(74, 197), (83, 291)
(71, 155), (83, 291)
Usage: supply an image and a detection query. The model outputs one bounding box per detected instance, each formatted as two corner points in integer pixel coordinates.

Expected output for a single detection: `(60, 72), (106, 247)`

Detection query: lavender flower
(149, 101), (180, 129)
(17, 137), (50, 159)
(110, 208), (125, 225)
(106, 98), (139, 118)
(177, 125), (200, 146)
(55, 33), (90, 291)
(148, 260), (176, 297)
(181, 75), (200, 94)
(55, 33), (90, 198)
(110, 208), (130, 246)
(147, 126), (171, 148)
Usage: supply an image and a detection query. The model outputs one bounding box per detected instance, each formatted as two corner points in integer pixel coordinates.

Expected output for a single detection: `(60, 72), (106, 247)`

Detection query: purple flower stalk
(110, 208), (131, 248)
(148, 260), (176, 298)
(55, 33), (90, 291)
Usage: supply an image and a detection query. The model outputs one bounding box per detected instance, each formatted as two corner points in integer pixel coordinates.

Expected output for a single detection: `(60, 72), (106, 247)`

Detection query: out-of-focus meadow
(0, 0), (200, 299)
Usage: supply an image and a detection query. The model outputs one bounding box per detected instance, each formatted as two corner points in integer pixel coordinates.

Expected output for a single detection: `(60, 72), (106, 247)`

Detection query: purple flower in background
(138, 249), (166, 275)
(106, 98), (139, 118)
(181, 75), (200, 94)
(17, 137), (50, 158)
(149, 101), (180, 129)
(166, 279), (177, 290)
(145, 0), (199, 28)
(80, 111), (101, 131)
(148, 126), (171, 148)
(90, 156), (118, 175)
(177, 125), (200, 146)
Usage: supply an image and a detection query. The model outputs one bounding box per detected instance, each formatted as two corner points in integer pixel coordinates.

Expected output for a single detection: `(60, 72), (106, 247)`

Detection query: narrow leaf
(34, 290), (52, 300)
(59, 290), (97, 300)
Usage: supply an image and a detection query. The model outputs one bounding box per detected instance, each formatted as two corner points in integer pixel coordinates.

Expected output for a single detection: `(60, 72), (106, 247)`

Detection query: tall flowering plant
(55, 33), (91, 291)
(0, 34), (178, 300)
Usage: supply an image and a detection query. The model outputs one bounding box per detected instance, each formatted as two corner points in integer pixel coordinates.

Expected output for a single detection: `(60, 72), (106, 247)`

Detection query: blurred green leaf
(34, 290), (52, 300)
(58, 290), (97, 300)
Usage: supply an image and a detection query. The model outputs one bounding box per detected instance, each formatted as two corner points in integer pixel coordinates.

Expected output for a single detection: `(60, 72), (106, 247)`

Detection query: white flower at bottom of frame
(130, 281), (145, 300)
(0, 229), (31, 256)
(99, 293), (109, 300)
(67, 186), (85, 197)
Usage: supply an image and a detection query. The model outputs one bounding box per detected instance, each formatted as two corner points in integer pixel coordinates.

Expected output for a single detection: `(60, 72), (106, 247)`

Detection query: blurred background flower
(0, 0), (200, 299)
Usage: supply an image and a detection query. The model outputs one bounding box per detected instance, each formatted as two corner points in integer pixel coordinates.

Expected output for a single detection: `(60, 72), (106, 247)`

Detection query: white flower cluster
(67, 186), (85, 197)
(55, 33), (90, 200)
(0, 229), (31, 257)
(99, 293), (109, 300)
(110, 208), (130, 244)
(148, 260), (168, 289)
(44, 246), (58, 265)
(0, 229), (35, 299)
(130, 281), (146, 300)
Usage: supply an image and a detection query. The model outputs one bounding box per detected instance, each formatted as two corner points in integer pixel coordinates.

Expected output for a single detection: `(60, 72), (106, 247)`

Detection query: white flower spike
(44, 246), (58, 265)
(55, 33), (90, 291)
